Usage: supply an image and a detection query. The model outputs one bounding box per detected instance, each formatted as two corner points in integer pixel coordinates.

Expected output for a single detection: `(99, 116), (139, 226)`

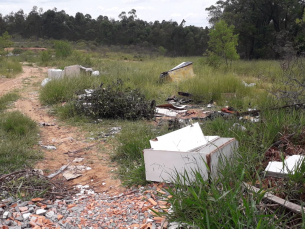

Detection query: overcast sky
(0, 0), (217, 28)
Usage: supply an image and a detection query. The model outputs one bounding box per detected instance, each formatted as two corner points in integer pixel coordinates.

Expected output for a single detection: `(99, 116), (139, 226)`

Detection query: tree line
(0, 7), (209, 56)
(0, 2), (304, 59)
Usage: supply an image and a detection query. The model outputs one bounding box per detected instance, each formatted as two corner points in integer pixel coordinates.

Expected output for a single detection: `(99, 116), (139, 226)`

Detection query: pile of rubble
(0, 183), (176, 229)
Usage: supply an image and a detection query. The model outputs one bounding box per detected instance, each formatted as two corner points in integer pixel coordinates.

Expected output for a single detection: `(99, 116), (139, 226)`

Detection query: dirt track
(1, 65), (123, 193)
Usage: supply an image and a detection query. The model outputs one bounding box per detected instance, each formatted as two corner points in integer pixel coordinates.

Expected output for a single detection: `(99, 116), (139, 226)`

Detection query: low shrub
(74, 79), (155, 120)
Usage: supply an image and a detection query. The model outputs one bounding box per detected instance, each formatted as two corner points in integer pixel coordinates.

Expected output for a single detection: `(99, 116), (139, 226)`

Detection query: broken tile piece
(73, 158), (84, 163)
(63, 171), (82, 180)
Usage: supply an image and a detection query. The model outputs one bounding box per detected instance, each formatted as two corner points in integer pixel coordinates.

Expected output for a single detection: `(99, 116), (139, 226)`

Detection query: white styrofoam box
(149, 122), (218, 152)
(144, 137), (238, 183)
(193, 137), (238, 178)
(144, 148), (209, 182)
(64, 65), (81, 77)
(144, 123), (238, 183)
(265, 155), (305, 177)
(47, 69), (64, 79)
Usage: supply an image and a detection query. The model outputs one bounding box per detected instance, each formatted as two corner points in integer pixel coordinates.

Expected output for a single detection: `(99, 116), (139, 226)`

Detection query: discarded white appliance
(48, 69), (64, 79)
(265, 155), (305, 177)
(143, 123), (238, 182)
(64, 65), (93, 77)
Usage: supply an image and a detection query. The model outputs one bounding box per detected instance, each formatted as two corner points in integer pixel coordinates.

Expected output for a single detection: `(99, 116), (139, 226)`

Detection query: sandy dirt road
(1, 65), (124, 193)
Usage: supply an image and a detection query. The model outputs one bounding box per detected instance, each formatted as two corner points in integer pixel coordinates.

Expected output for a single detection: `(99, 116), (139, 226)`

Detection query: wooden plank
(243, 182), (305, 214)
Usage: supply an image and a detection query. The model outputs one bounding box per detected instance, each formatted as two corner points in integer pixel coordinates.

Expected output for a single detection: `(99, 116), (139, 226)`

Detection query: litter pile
(1, 183), (173, 229)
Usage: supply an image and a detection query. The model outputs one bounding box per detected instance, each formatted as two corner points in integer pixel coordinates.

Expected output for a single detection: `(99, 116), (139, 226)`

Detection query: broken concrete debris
(62, 165), (92, 180)
(0, 184), (171, 228)
(144, 122), (238, 183)
(160, 62), (194, 82)
(265, 155), (305, 177)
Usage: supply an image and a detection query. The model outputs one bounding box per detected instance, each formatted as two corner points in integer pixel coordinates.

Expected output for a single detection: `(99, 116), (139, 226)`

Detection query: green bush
(12, 48), (24, 55)
(74, 79), (155, 120)
(54, 40), (73, 58)
(41, 50), (52, 63)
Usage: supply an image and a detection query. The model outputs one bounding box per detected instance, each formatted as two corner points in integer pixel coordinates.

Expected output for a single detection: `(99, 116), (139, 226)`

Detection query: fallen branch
(243, 182), (305, 214)
(47, 164), (70, 179)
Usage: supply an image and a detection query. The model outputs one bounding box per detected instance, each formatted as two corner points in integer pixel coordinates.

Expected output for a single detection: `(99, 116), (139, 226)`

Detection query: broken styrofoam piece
(48, 69), (64, 79)
(150, 123), (218, 152)
(265, 155), (305, 176)
(242, 81), (256, 87)
(41, 78), (52, 87)
(155, 107), (187, 117)
(85, 89), (94, 94)
(92, 71), (100, 76)
(36, 209), (47, 215)
(230, 123), (246, 131)
(80, 65), (93, 73)
(42, 145), (57, 150)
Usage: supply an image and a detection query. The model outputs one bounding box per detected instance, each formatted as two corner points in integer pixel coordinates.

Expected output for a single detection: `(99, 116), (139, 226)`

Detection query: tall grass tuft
(0, 111), (41, 174)
(0, 92), (19, 112)
(39, 74), (102, 105)
(0, 58), (22, 78)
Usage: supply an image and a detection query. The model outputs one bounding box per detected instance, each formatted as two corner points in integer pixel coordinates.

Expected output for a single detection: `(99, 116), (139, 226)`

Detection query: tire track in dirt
(2, 65), (123, 193)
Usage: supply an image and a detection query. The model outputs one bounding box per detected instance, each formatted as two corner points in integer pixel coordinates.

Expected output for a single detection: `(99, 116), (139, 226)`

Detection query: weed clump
(0, 111), (41, 174)
(75, 79), (155, 120)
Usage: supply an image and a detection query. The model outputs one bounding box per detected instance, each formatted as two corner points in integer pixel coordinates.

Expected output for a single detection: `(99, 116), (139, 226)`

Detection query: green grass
(0, 58), (23, 78)
(39, 74), (102, 105)
(0, 111), (41, 174)
(111, 121), (168, 186)
(0, 92), (19, 112)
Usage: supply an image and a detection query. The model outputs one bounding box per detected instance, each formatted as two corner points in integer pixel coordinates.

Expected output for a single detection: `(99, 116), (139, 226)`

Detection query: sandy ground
(1, 65), (124, 193)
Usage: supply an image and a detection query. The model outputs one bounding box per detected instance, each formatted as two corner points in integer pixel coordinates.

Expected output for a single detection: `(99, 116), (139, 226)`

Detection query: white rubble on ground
(265, 155), (305, 176)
